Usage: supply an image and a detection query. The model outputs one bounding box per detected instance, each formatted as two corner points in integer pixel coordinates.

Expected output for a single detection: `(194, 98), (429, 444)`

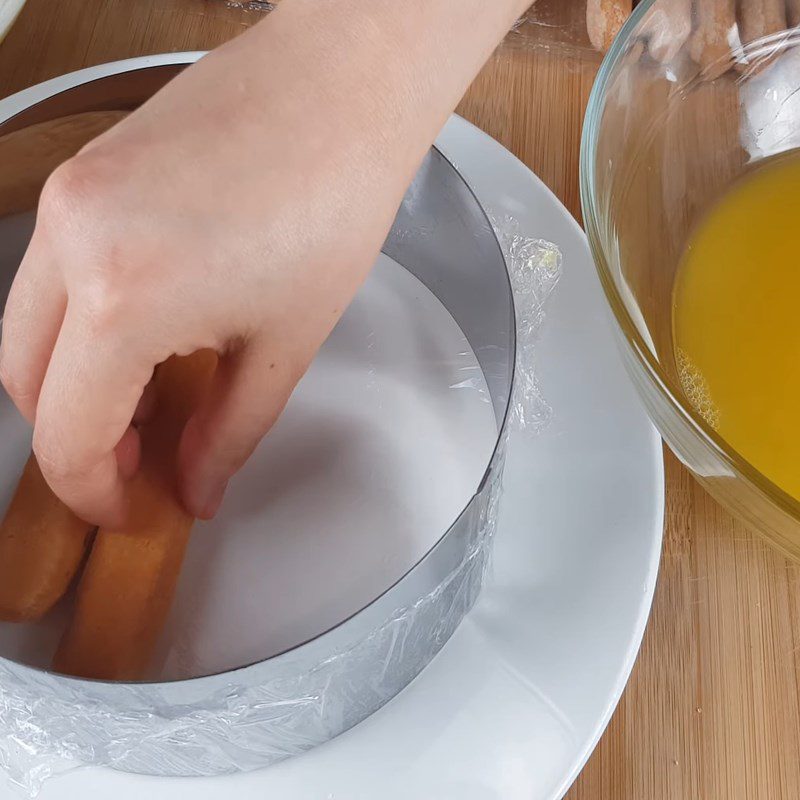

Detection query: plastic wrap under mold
(0, 218), (561, 797)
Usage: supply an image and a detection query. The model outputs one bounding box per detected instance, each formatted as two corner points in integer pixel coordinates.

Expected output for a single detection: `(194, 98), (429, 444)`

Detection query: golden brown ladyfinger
(53, 351), (217, 680)
(0, 454), (93, 621)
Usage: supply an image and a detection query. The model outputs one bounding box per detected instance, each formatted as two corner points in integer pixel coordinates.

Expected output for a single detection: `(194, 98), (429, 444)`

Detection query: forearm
(188, 0), (527, 213)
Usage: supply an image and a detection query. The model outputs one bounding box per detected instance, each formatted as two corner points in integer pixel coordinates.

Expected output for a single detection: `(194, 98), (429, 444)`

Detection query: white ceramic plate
(0, 110), (664, 799)
(0, 0), (25, 43)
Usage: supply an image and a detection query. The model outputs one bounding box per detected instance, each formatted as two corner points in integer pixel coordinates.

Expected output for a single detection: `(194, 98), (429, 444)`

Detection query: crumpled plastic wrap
(493, 214), (562, 434)
(0, 220), (561, 798)
(509, 0), (603, 58)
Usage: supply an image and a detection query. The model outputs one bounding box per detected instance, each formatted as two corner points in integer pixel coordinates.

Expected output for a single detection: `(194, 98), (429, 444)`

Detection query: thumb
(178, 340), (300, 519)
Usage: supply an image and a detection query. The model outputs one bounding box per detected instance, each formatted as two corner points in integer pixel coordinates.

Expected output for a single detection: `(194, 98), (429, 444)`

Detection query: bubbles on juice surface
(677, 347), (720, 431)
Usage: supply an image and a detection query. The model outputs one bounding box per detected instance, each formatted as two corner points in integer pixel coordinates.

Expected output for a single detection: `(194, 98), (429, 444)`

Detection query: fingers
(178, 339), (300, 519)
(0, 236), (67, 423)
(114, 426), (142, 480)
(0, 230), (143, 516)
(133, 374), (158, 426)
(33, 305), (154, 527)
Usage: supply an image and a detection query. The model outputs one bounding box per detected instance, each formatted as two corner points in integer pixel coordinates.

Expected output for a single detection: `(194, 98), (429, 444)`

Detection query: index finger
(33, 304), (155, 526)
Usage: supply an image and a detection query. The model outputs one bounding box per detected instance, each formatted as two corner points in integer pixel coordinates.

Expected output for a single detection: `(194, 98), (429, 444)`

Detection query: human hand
(0, 0), (528, 526)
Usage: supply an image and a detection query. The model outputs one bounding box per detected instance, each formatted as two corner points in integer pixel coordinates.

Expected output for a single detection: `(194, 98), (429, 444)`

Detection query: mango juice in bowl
(581, 0), (800, 559)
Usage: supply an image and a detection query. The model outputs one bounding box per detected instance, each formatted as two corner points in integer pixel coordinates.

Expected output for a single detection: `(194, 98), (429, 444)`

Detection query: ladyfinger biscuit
(690, 0), (738, 77)
(53, 351), (217, 680)
(587, 0), (633, 51)
(0, 454), (93, 621)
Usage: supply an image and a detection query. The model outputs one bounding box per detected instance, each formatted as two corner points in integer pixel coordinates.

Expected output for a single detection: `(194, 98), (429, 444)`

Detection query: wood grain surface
(2, 1), (800, 797)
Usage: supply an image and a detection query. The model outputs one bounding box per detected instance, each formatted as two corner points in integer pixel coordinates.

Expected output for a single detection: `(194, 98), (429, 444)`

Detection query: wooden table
(2, 2), (800, 797)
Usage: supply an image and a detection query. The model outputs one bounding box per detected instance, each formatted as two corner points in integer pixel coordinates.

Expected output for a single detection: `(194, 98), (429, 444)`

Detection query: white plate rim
(436, 116), (665, 799)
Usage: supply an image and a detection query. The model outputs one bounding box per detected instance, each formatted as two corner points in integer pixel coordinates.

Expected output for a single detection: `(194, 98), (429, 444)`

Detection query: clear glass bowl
(581, 0), (800, 559)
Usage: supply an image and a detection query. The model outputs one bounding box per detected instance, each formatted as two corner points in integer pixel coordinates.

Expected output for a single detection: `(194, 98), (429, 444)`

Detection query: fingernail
(198, 480), (228, 520)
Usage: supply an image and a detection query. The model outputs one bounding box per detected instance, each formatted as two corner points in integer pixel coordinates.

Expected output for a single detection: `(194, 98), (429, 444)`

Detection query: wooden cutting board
(1, 1), (799, 797)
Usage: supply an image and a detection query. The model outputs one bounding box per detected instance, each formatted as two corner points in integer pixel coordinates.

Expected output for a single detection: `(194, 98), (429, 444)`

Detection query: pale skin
(0, 0), (530, 526)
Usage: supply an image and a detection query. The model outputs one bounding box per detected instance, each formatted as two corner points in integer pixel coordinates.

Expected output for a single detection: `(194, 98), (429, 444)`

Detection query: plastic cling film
(491, 214), (562, 434)
(0, 222), (560, 797)
(0, 465), (502, 793)
(0, 452), (506, 797)
(509, 0), (602, 57)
